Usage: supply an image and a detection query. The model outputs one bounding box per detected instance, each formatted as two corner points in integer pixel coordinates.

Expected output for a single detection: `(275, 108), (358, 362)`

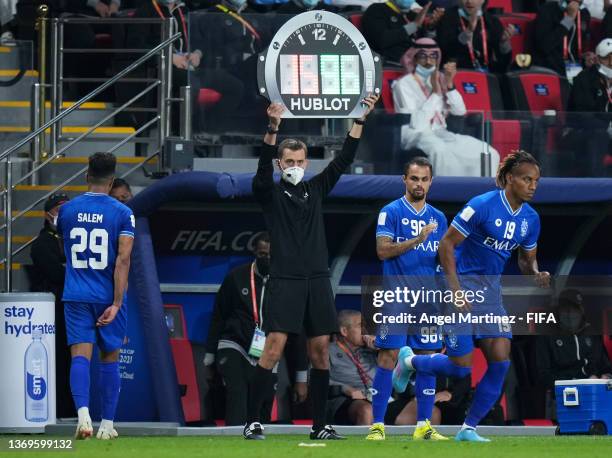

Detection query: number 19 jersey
(58, 192), (135, 304)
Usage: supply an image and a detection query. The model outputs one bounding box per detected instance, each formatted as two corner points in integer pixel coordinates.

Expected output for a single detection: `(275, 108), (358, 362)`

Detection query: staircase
(0, 28), (176, 292)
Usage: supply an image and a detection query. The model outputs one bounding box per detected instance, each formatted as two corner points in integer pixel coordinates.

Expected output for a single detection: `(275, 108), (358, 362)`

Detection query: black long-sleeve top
(252, 135), (360, 279)
(533, 2), (591, 77)
(436, 6), (511, 73)
(535, 334), (612, 390)
(29, 225), (65, 300)
(362, 2), (417, 64)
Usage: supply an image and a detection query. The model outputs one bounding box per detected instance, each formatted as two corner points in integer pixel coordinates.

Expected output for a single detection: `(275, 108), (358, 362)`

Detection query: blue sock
(412, 354), (472, 378)
(70, 356), (90, 410)
(371, 366), (393, 424)
(99, 362), (121, 421)
(415, 372), (436, 422)
(465, 360), (510, 428)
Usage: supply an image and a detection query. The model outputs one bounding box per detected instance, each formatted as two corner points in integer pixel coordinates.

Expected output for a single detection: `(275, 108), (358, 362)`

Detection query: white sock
(416, 421), (427, 428)
(77, 407), (90, 424)
(461, 422), (475, 431)
(100, 419), (114, 431)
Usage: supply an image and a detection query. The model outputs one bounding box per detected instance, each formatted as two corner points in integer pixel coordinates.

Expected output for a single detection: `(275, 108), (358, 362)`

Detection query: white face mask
(415, 64), (436, 79)
(599, 64), (612, 79)
(281, 165), (305, 186)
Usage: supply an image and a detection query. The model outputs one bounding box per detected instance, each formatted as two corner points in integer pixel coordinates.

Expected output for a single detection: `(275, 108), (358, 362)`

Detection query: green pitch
(1, 435), (611, 458)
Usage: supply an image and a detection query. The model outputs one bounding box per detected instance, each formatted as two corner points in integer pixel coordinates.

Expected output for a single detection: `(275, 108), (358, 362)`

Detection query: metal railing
(0, 15), (185, 291)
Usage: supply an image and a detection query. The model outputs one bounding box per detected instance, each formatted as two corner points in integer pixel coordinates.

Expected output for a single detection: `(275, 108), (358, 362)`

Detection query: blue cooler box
(555, 379), (612, 435)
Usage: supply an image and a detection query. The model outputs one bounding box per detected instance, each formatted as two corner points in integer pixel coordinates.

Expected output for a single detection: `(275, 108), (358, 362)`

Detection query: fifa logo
(520, 219), (529, 237)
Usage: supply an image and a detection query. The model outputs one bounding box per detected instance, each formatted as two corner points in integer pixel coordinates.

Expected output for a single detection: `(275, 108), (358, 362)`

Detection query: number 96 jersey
(58, 192), (135, 304)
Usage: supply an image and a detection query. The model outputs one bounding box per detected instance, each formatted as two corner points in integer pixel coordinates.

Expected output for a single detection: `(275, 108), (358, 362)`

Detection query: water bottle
(24, 329), (48, 422)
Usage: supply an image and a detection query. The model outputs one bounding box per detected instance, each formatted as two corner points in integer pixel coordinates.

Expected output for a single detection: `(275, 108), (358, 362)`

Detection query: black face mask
(256, 256), (270, 276)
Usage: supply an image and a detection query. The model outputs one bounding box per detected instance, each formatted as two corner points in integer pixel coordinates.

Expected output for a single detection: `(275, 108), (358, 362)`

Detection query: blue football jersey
(451, 190), (540, 276)
(58, 192), (135, 304)
(376, 196), (448, 276)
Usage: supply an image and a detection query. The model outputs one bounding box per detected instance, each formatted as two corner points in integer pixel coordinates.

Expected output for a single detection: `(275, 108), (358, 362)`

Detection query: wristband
(354, 119), (365, 125)
(267, 125), (279, 134)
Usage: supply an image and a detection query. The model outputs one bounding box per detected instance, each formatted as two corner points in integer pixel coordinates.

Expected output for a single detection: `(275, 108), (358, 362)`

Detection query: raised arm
(376, 222), (437, 260)
(252, 104), (284, 202)
(310, 94), (379, 196)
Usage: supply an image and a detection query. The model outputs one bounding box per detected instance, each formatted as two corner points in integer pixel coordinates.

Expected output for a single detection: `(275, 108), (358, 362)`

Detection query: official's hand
(417, 222), (438, 243)
(501, 24), (516, 43)
(173, 54), (189, 70)
(267, 103), (284, 129)
(443, 62), (457, 89)
(535, 271), (551, 288)
(362, 334), (377, 349)
(189, 52), (202, 68)
(414, 2), (432, 28)
(95, 1), (111, 17)
(566, 0), (580, 19)
(97, 304), (120, 326)
(359, 93), (379, 120)
(293, 382), (308, 403)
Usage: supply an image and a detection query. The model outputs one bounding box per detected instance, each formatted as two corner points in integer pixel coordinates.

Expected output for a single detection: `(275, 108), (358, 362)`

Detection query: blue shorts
(443, 307), (513, 357)
(64, 302), (127, 352)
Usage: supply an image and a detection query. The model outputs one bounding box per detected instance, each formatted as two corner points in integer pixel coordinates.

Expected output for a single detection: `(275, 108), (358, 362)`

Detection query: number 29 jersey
(58, 192), (135, 304)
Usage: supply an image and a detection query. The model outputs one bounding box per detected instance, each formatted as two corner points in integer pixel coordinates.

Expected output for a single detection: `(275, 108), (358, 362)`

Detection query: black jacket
(533, 2), (591, 77)
(436, 6), (511, 73)
(253, 135), (359, 280)
(206, 262), (267, 354)
(568, 65), (612, 129)
(535, 334), (612, 390)
(29, 225), (65, 300)
(362, 2), (417, 64)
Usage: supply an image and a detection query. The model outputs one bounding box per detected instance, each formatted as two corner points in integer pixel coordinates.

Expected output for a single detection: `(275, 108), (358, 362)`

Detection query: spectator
(392, 38), (500, 176)
(110, 178), (133, 204)
(533, 0), (591, 78)
(204, 232), (309, 426)
(436, 0), (514, 73)
(328, 310), (415, 425)
(566, 38), (612, 176)
(362, 0), (445, 64)
(582, 0), (608, 19)
(535, 289), (612, 393)
(121, 0), (244, 134)
(29, 193), (74, 418)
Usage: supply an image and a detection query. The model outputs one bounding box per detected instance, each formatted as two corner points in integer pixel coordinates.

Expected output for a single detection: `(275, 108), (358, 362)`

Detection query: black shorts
(263, 277), (337, 337)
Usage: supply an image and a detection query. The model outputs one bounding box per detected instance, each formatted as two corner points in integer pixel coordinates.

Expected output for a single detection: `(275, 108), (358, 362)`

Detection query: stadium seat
(506, 68), (570, 114)
(453, 70), (524, 160)
(381, 69), (405, 114)
(198, 88), (223, 108)
(487, 0), (514, 14)
(348, 14), (363, 31)
(496, 14), (536, 59)
(603, 307), (612, 361)
(164, 304), (202, 423)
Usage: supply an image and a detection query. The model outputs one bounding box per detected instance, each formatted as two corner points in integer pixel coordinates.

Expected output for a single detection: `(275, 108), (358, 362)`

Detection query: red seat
(487, 0), (514, 13)
(497, 14), (536, 59)
(164, 304), (202, 423)
(507, 69), (570, 114)
(603, 308), (612, 361)
(491, 119), (523, 161)
(381, 69), (404, 114)
(198, 88), (222, 107)
(349, 14), (363, 31)
(453, 70), (504, 114)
